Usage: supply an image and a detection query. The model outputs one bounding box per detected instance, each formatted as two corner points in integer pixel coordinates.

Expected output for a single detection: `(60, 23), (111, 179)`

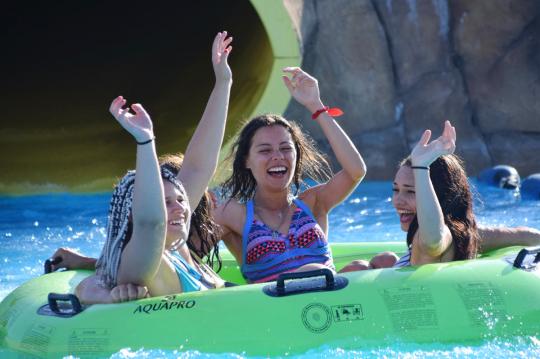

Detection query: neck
(253, 189), (291, 210)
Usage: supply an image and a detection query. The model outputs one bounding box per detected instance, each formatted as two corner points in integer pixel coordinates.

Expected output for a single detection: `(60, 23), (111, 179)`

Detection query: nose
(271, 149), (284, 160)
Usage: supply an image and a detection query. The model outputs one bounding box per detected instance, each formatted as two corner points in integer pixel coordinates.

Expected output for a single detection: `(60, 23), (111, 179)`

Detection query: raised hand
(411, 120), (456, 167)
(109, 96), (154, 143)
(282, 67), (322, 110)
(212, 31), (233, 83)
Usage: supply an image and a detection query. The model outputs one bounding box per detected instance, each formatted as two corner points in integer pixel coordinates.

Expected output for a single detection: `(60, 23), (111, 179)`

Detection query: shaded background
(1, 0), (274, 193)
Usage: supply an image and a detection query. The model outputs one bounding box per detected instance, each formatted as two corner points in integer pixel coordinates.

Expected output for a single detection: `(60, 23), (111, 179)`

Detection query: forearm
(132, 142), (166, 226)
(180, 80), (232, 209)
(306, 101), (366, 181)
(478, 225), (540, 252)
(76, 275), (113, 305)
(79, 257), (97, 270)
(414, 169), (451, 254)
(121, 143), (166, 282)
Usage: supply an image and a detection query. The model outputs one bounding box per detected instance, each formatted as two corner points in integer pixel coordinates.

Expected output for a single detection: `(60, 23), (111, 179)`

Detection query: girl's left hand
(411, 120), (456, 167)
(282, 67), (322, 110)
(110, 283), (149, 303)
(109, 96), (154, 143)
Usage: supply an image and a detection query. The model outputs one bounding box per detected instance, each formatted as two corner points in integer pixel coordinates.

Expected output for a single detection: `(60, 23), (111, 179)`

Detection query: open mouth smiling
(267, 166), (288, 177)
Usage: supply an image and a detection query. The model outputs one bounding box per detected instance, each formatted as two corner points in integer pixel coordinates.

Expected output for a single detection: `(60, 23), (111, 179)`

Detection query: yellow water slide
(2, 0), (299, 194)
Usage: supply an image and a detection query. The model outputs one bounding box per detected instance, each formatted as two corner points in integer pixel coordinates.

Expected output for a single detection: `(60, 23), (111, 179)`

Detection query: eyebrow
(255, 141), (293, 147)
(393, 182), (415, 188)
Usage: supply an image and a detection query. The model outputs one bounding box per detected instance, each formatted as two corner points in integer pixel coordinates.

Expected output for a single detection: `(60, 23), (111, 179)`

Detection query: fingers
(109, 96), (124, 115)
(444, 120), (456, 143)
(130, 103), (149, 119)
(419, 129), (432, 146)
(282, 75), (294, 93)
(212, 31), (233, 63)
(50, 247), (71, 270)
(137, 285), (149, 299)
(111, 284), (148, 302)
(282, 66), (302, 75)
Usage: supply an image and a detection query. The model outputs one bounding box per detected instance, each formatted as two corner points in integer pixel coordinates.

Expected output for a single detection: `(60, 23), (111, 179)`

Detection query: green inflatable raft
(1, 243), (540, 357)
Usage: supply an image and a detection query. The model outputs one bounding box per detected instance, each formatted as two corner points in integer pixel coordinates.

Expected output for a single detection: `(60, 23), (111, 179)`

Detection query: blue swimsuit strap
(241, 200), (255, 265)
(168, 251), (203, 292)
(292, 198), (317, 222)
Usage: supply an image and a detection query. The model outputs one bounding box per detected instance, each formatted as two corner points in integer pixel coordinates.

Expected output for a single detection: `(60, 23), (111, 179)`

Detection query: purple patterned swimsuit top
(241, 198), (334, 283)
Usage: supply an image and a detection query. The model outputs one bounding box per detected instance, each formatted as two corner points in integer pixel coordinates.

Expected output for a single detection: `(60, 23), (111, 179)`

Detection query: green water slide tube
(1, 0), (299, 194)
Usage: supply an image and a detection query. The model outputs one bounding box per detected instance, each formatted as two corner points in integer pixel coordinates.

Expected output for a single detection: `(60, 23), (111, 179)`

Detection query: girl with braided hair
(50, 155), (223, 286)
(51, 32), (232, 303)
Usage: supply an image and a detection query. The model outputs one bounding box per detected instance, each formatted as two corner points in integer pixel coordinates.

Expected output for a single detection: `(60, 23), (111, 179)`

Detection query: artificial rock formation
(283, 0), (540, 179)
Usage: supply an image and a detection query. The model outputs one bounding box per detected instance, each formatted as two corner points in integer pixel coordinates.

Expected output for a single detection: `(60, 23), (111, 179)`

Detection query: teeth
(268, 166), (286, 173)
(169, 220), (182, 225)
(397, 210), (415, 215)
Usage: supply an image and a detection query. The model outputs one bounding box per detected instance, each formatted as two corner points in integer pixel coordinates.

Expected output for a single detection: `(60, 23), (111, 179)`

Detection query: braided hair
(95, 166), (185, 288)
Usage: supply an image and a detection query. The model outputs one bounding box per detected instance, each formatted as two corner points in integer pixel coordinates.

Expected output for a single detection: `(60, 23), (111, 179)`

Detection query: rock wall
(283, 0), (540, 179)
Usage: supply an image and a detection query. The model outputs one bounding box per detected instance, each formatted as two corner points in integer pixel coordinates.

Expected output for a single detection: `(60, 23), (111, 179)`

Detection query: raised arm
(179, 32), (233, 210)
(282, 67), (366, 212)
(410, 121), (455, 257)
(108, 97), (167, 285)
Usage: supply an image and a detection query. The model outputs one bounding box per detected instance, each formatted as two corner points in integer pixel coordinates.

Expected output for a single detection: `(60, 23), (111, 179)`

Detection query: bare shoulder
(298, 184), (325, 216)
(214, 200), (246, 233)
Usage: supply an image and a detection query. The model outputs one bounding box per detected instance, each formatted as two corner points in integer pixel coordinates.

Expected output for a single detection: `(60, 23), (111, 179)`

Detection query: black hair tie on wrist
(136, 137), (155, 145)
(411, 166), (429, 170)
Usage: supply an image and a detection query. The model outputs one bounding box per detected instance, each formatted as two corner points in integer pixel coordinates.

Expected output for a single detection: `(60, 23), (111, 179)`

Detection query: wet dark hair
(221, 114), (332, 202)
(159, 154), (223, 272)
(402, 154), (479, 260)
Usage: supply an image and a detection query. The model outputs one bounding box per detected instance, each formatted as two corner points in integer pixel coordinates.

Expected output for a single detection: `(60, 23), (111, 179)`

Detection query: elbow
(422, 227), (452, 257)
(349, 164), (367, 183)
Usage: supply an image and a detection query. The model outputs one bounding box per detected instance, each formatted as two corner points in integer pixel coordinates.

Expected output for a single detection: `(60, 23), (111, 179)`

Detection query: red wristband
(311, 106), (344, 120)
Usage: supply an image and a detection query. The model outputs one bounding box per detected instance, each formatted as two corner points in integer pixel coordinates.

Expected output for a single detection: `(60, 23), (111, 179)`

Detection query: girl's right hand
(49, 247), (95, 271)
(212, 31), (233, 83)
(109, 96), (154, 143)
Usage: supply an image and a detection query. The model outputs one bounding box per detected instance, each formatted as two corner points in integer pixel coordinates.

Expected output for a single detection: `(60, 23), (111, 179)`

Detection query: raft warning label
(456, 282), (508, 327)
(20, 323), (54, 355)
(68, 328), (110, 356)
(380, 285), (438, 331)
(332, 304), (364, 322)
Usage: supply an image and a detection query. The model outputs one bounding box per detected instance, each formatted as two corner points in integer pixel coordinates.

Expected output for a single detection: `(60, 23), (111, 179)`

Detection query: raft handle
(44, 257), (62, 274)
(48, 293), (83, 316)
(263, 268), (348, 297)
(513, 246), (540, 269)
(276, 269), (335, 295)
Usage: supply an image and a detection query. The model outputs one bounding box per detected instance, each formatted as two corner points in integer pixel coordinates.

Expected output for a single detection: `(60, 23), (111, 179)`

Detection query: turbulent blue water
(1, 180), (540, 358)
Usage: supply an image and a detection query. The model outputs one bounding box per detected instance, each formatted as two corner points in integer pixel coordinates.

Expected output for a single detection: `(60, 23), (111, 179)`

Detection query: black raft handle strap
(48, 293), (83, 315)
(276, 268), (335, 295)
(44, 257), (62, 274)
(513, 246), (540, 269)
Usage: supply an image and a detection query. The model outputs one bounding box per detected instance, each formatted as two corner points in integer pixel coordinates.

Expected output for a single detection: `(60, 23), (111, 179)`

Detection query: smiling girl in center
(214, 67), (366, 283)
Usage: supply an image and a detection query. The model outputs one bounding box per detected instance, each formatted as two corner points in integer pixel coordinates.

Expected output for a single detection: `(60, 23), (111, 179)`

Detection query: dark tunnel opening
(1, 0), (274, 193)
